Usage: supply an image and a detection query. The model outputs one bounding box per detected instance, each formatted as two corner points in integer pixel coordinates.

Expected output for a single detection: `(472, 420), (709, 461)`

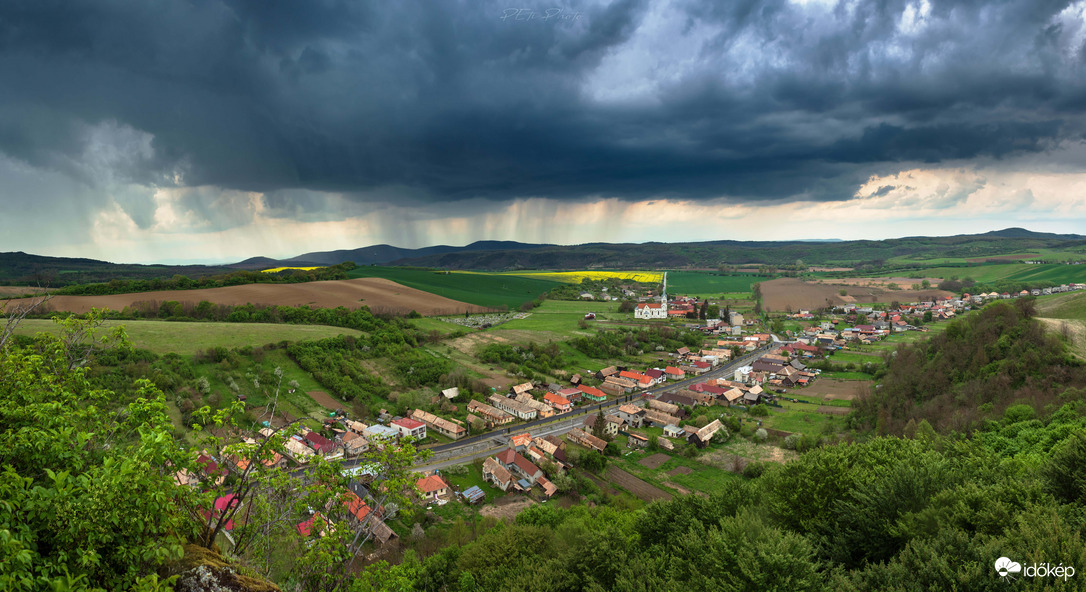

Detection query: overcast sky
(2, 0), (1086, 263)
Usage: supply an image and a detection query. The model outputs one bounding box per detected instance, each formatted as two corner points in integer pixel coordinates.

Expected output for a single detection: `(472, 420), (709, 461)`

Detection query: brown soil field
(761, 278), (952, 311)
(797, 378), (872, 401)
(479, 496), (536, 521)
(307, 391), (346, 410)
(604, 466), (673, 502)
(666, 466), (693, 476)
(638, 453), (672, 469)
(0, 286), (49, 297)
(813, 276), (943, 288)
(20, 278), (490, 316)
(808, 267), (854, 272)
(817, 406), (852, 416)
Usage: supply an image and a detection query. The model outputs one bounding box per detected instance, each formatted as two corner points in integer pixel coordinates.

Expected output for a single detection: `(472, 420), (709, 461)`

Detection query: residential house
(416, 474), (450, 500)
(544, 391), (573, 412)
(643, 408), (682, 427)
(305, 432), (340, 457)
(496, 448), (544, 485)
(489, 395), (538, 421)
(657, 391), (697, 408)
(627, 433), (649, 449)
(688, 419), (723, 448)
(283, 437), (316, 462)
(566, 427), (607, 452)
(482, 457), (515, 491)
(615, 404), (645, 427)
(467, 400), (513, 426)
(466, 414), (486, 431)
(646, 399), (680, 416)
(441, 387), (460, 400)
(619, 370), (655, 389)
(595, 366), (619, 380)
(537, 476), (559, 497)
(638, 367), (664, 384)
(557, 387), (583, 403)
(603, 376), (637, 394)
(583, 413), (619, 438)
(411, 409), (467, 440)
(515, 393), (556, 418)
(363, 424), (400, 442)
(390, 418), (427, 440)
(578, 385), (608, 402)
(663, 425), (685, 438)
(509, 432), (532, 451)
(341, 432), (370, 456)
(196, 454), (228, 486)
(664, 366), (686, 380)
(511, 382), (534, 396)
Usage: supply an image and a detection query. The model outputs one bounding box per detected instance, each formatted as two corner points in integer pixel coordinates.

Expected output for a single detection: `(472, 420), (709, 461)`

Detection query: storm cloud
(2, 0), (1086, 259)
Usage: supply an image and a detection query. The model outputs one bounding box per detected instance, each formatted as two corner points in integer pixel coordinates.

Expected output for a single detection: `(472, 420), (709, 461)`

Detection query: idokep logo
(995, 557), (1076, 582)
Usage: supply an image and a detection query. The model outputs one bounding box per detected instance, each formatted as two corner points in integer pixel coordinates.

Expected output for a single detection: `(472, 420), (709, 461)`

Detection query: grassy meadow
(12, 319), (364, 356)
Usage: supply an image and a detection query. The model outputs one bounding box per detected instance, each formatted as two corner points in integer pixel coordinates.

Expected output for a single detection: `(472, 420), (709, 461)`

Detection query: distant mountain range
(3, 228), (1083, 287)
(231, 227), (1086, 271)
(229, 240), (553, 269)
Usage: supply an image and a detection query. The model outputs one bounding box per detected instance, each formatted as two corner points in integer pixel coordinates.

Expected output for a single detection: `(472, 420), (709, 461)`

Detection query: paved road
(414, 344), (772, 463)
(307, 343), (772, 476)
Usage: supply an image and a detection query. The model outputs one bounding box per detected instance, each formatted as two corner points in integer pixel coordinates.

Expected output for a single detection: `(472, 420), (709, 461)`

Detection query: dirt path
(604, 466), (673, 502)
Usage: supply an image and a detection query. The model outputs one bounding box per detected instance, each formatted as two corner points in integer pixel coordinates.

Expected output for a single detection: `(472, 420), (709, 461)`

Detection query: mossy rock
(168, 544), (281, 592)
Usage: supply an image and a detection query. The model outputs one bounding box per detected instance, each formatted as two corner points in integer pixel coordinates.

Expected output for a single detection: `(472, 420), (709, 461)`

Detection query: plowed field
(23, 278), (491, 316)
(760, 278), (952, 311)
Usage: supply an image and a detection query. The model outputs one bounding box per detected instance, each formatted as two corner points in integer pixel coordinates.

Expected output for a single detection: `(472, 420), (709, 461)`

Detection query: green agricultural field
(12, 319), (364, 355)
(1036, 291), (1086, 320)
(893, 263), (1086, 285)
(348, 266), (560, 309)
(665, 271), (769, 296)
(761, 400), (840, 433)
(493, 299), (621, 337)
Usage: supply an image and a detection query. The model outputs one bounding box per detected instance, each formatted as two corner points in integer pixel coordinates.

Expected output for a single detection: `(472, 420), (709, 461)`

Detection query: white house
(635, 303), (667, 319)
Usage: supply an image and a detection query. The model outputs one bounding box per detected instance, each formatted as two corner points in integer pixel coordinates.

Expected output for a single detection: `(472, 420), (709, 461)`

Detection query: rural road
(407, 343), (773, 472)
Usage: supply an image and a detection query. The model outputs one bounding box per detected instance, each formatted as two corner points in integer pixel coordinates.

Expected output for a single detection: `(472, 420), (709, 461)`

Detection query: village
(174, 279), (1086, 556)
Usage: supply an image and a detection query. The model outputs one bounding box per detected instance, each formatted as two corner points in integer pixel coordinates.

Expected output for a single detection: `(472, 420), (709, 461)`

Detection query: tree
(592, 410), (607, 441)
(0, 321), (191, 590)
(699, 300), (708, 320)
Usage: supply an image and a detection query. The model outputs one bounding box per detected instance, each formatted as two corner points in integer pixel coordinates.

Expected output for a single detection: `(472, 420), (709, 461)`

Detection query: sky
(2, 0), (1086, 264)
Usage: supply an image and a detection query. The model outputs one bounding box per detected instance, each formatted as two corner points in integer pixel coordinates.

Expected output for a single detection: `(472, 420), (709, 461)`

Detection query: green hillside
(347, 266), (560, 309)
(1037, 291), (1086, 320)
(913, 262), (1086, 284)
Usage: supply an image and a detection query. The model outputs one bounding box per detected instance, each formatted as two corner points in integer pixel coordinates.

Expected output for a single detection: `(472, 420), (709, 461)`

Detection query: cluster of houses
(175, 427), (400, 547)
(481, 434), (563, 497)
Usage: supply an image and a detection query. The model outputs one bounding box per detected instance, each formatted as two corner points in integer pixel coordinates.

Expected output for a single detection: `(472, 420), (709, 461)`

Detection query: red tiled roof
(416, 474), (449, 494)
(496, 448), (517, 465)
(512, 453), (541, 477)
(637, 303), (663, 309)
(578, 385), (607, 399)
(344, 491), (372, 521)
(391, 418), (425, 430)
(544, 392), (571, 407)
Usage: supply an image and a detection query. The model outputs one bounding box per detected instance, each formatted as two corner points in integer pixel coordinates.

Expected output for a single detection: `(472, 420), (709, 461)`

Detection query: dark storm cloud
(1, 0), (1086, 215)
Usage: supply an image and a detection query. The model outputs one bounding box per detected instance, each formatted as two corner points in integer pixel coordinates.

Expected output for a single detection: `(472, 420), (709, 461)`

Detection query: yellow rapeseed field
(260, 266), (324, 273)
(457, 270), (664, 284)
